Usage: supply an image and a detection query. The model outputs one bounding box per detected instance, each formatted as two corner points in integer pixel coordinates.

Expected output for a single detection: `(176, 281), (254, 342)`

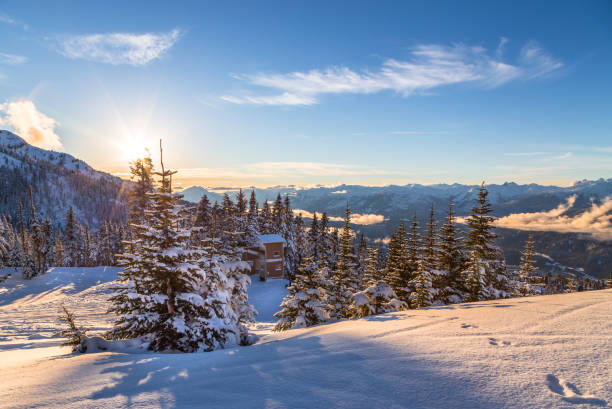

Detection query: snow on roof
(257, 234), (286, 245)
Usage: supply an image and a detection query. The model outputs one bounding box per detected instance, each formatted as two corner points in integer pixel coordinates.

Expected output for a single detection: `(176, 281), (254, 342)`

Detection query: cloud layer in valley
(0, 99), (63, 150)
(222, 40), (562, 105)
(57, 29), (182, 66)
(293, 209), (386, 226)
(495, 195), (612, 241)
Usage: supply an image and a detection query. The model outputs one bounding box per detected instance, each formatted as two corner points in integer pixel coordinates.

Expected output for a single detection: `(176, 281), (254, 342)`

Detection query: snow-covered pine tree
(519, 234), (537, 296)
(328, 205), (361, 319)
(351, 281), (407, 318)
(0, 216), (9, 267)
(272, 194), (283, 234)
(384, 222), (411, 302)
(423, 204), (437, 270)
(362, 247), (383, 286)
(258, 200), (273, 234)
(308, 211), (319, 259)
(407, 211), (421, 272)
(437, 201), (465, 303)
(318, 213), (335, 270)
(63, 206), (80, 267)
(193, 194), (213, 236)
(274, 255), (330, 330)
(465, 183), (512, 299)
(464, 250), (486, 302)
(281, 195), (299, 280)
(410, 260), (435, 308)
(108, 144), (239, 352)
(127, 155), (154, 226)
(53, 230), (65, 267)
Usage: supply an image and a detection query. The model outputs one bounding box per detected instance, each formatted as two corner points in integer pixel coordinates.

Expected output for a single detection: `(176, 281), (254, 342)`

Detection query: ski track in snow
(0, 267), (611, 409)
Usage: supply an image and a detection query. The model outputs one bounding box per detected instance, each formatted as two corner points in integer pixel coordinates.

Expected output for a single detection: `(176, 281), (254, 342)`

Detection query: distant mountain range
(0, 130), (128, 228)
(1, 129), (610, 278)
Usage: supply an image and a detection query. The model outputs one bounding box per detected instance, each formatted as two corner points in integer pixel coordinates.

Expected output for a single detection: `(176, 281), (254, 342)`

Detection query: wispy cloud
(0, 52), (27, 65)
(57, 29), (182, 66)
(293, 209), (386, 225)
(0, 99), (63, 150)
(495, 195), (612, 241)
(222, 40), (562, 105)
(503, 151), (550, 157)
(0, 12), (28, 30)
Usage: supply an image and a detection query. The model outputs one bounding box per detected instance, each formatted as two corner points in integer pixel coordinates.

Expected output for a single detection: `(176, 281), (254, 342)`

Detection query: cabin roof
(257, 234), (286, 245)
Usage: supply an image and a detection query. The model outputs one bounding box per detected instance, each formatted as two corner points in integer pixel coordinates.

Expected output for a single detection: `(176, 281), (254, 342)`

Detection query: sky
(0, 0), (611, 188)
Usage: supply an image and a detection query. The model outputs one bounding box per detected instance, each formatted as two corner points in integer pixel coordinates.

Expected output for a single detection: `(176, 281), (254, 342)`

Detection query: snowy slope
(0, 268), (610, 409)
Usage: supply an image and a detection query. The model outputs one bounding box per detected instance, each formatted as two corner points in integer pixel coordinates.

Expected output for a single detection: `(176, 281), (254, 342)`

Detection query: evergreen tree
(351, 281), (407, 318)
(308, 212), (319, 259)
(318, 213), (334, 270)
(274, 255), (330, 330)
(362, 247), (384, 286)
(437, 201), (465, 302)
(407, 211), (421, 271)
(519, 234), (537, 296)
(464, 250), (485, 302)
(465, 183), (512, 298)
(328, 205), (361, 318)
(53, 230), (65, 267)
(64, 206), (80, 267)
(384, 222), (411, 301)
(258, 201), (273, 234)
(108, 142), (239, 352)
(272, 194), (283, 234)
(236, 189), (247, 220)
(127, 154), (154, 226)
(410, 261), (435, 308)
(193, 195), (212, 235)
(423, 204), (437, 270)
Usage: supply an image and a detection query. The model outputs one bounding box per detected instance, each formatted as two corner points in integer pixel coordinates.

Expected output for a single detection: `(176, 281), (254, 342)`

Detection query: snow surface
(1, 267), (611, 408)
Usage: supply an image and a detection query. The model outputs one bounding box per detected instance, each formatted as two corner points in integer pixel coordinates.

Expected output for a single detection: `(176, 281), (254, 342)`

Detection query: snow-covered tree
(351, 281), (407, 318)
(328, 205), (361, 319)
(519, 234), (537, 296)
(108, 144), (239, 352)
(436, 201), (465, 303)
(465, 183), (512, 299)
(55, 305), (89, 353)
(274, 255), (330, 330)
(384, 222), (411, 302)
(410, 261), (435, 308)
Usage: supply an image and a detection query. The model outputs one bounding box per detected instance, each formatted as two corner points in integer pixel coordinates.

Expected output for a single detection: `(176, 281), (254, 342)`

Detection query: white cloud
(0, 52), (27, 65)
(331, 189), (347, 194)
(57, 29), (182, 66)
(0, 99), (63, 150)
(293, 209), (386, 225)
(494, 195), (612, 241)
(223, 41), (562, 105)
(373, 236), (391, 245)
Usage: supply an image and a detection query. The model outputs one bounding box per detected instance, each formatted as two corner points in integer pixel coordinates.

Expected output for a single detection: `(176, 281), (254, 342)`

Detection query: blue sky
(0, 1), (611, 188)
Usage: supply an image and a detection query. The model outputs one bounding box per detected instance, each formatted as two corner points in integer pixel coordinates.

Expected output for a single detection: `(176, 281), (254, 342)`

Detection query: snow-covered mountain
(0, 130), (128, 228)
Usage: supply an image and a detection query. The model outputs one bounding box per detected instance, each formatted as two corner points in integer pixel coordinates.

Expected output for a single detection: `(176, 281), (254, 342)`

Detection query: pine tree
(127, 154), (154, 226)
(308, 212), (319, 260)
(519, 234), (537, 295)
(437, 201), (465, 302)
(362, 247), (384, 286)
(410, 261), (435, 308)
(236, 189), (247, 220)
(384, 222), (411, 302)
(0, 216), (10, 267)
(193, 194), (212, 235)
(63, 206), (80, 267)
(53, 230), (65, 267)
(274, 255), (330, 330)
(318, 213), (334, 270)
(464, 250), (486, 302)
(329, 205), (361, 319)
(465, 182), (512, 298)
(351, 281), (407, 318)
(407, 211), (421, 272)
(55, 305), (89, 353)
(258, 201), (273, 234)
(272, 194), (283, 234)
(423, 204), (437, 270)
(108, 141), (239, 352)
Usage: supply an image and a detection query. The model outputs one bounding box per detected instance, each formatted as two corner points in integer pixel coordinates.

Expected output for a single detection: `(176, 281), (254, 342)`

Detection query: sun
(120, 136), (150, 161)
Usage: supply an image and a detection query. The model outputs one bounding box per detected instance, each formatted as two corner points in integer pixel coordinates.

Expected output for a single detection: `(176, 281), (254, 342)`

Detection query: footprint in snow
(546, 374), (607, 406)
(488, 337), (512, 346)
(461, 323), (478, 329)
